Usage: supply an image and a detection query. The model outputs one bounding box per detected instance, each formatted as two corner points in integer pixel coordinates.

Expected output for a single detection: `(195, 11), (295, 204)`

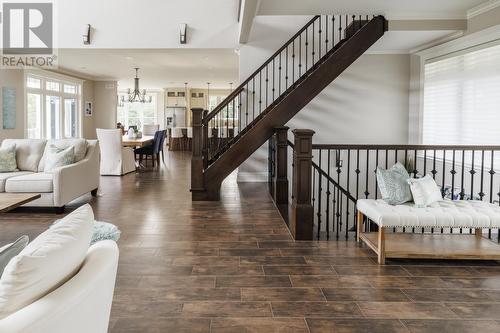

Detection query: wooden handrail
(312, 144), (500, 150)
(203, 15), (321, 123)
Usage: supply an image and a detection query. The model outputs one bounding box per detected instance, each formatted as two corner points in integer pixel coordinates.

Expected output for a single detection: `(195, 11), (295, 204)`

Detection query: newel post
(191, 108), (205, 196)
(274, 126), (289, 221)
(291, 129), (315, 240)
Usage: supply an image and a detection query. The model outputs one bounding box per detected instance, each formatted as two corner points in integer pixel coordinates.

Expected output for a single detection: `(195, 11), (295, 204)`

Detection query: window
(423, 43), (500, 146)
(208, 95), (237, 119)
(117, 93), (157, 130)
(25, 73), (82, 139)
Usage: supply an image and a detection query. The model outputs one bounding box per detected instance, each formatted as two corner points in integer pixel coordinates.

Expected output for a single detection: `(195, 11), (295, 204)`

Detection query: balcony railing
(268, 128), (500, 242)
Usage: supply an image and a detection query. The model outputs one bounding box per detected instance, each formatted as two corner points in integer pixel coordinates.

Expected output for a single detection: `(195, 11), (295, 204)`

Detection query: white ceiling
(257, 0), (488, 19)
(57, 49), (239, 90)
(369, 31), (458, 53)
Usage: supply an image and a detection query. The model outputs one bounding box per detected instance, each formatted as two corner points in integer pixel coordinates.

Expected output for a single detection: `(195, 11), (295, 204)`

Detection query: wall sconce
(179, 23), (187, 44)
(82, 24), (91, 45)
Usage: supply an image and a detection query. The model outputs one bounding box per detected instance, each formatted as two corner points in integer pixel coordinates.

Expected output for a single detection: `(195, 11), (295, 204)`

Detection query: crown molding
(467, 0), (500, 18)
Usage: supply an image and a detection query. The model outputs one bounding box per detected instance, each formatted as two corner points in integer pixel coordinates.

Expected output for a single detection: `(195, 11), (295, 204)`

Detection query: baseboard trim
(236, 171), (268, 183)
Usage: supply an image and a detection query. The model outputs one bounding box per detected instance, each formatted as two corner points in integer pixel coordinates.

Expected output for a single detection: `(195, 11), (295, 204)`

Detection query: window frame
(24, 70), (83, 139)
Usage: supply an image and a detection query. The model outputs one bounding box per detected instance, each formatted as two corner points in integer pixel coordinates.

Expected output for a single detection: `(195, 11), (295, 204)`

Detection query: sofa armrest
(52, 141), (100, 207)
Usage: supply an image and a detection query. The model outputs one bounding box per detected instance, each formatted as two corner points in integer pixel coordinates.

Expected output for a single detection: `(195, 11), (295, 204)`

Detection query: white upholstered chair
(96, 129), (136, 175)
(0, 240), (119, 333)
(142, 124), (160, 136)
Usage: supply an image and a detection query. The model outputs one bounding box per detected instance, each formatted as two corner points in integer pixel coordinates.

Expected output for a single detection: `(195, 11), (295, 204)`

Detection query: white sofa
(0, 139), (100, 209)
(0, 240), (119, 333)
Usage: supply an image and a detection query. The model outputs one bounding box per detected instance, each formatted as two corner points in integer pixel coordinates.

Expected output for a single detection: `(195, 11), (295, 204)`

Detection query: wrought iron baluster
(317, 150), (323, 239)
(364, 150), (370, 199)
(479, 150), (485, 200)
(460, 150), (465, 200)
(374, 149), (379, 200)
(326, 149), (331, 240)
(346, 149), (351, 240)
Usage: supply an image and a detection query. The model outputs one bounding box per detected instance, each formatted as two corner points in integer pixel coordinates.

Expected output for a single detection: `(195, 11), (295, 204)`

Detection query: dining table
(122, 135), (154, 148)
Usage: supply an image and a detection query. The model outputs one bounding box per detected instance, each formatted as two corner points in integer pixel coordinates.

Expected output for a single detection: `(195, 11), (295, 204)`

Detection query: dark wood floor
(2, 151), (500, 332)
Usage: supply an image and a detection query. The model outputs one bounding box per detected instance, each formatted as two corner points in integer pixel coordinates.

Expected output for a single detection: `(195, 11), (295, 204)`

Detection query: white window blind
(423, 43), (500, 146)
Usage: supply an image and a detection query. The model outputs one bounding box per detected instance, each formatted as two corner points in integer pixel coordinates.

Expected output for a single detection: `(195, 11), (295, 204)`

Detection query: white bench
(356, 199), (500, 264)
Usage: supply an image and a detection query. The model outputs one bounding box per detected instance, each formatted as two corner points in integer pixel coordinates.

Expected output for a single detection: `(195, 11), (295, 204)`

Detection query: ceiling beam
(239, 0), (260, 44)
(389, 19), (467, 31)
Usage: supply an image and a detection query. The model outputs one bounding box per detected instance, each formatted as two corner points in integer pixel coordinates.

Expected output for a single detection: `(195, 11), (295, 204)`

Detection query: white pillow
(0, 204), (94, 319)
(38, 139), (87, 171)
(43, 145), (75, 172)
(408, 175), (443, 207)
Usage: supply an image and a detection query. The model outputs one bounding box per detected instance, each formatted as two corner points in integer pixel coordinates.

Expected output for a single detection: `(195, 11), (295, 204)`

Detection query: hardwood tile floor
(1, 151), (500, 332)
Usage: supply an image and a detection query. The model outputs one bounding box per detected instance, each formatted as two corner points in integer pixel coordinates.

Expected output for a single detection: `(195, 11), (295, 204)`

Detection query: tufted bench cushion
(357, 199), (500, 229)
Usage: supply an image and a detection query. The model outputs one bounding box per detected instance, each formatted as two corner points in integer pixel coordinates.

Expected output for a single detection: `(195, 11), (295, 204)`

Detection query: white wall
(57, 0), (238, 48)
(237, 16), (411, 182)
(93, 81), (118, 132)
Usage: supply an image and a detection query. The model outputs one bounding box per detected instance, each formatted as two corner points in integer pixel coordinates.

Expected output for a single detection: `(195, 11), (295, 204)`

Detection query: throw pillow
(0, 204), (94, 319)
(43, 145), (75, 172)
(0, 145), (17, 173)
(91, 221), (121, 245)
(408, 175), (443, 208)
(376, 162), (413, 205)
(0, 236), (29, 277)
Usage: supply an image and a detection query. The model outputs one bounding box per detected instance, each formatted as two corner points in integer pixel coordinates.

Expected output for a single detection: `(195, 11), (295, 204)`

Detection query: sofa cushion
(38, 139), (87, 172)
(5, 173), (53, 193)
(1, 139), (46, 172)
(0, 172), (33, 192)
(0, 204), (94, 319)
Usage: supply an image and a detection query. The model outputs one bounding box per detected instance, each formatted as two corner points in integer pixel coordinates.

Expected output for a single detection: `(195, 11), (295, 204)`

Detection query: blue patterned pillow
(376, 162), (413, 205)
(43, 145), (75, 172)
(0, 145), (17, 172)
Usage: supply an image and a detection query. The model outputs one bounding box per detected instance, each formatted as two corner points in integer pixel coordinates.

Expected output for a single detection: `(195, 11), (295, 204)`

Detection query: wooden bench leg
(475, 228), (482, 239)
(356, 211), (364, 243)
(378, 227), (386, 265)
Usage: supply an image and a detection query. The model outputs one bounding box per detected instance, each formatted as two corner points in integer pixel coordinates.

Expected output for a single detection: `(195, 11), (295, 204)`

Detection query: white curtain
(423, 43), (500, 146)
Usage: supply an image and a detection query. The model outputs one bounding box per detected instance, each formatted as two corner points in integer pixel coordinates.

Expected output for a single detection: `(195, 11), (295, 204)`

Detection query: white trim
(236, 171), (268, 183)
(415, 24), (500, 60)
(365, 50), (410, 55)
(467, 0), (500, 19)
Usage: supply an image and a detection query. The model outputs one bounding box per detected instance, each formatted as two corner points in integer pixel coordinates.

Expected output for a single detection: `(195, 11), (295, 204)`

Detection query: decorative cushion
(43, 145), (75, 173)
(5, 173), (54, 193)
(408, 175), (443, 207)
(0, 236), (29, 277)
(0, 172), (33, 192)
(91, 221), (121, 245)
(38, 139), (87, 171)
(376, 162), (413, 205)
(0, 139), (46, 172)
(357, 199), (500, 228)
(0, 204), (94, 319)
(0, 145), (17, 173)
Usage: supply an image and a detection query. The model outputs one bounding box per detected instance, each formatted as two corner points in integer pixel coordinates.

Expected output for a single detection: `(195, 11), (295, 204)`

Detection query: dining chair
(143, 124), (160, 136)
(96, 129), (136, 175)
(170, 127), (184, 151)
(187, 127), (193, 151)
(134, 130), (166, 167)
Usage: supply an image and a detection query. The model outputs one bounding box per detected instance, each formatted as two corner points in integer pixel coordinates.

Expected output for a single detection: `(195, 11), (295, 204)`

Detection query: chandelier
(121, 68), (152, 103)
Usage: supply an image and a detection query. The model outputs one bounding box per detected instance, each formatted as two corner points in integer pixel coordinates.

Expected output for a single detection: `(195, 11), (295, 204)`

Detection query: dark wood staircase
(191, 15), (387, 200)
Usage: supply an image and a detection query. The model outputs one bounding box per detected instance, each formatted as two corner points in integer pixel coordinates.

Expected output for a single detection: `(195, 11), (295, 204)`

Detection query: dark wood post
(290, 129), (315, 240)
(274, 126), (289, 222)
(191, 108), (205, 198)
(202, 110), (208, 169)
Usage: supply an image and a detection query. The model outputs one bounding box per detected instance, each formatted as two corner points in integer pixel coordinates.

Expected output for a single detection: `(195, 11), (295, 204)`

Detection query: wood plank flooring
(1, 151), (500, 332)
